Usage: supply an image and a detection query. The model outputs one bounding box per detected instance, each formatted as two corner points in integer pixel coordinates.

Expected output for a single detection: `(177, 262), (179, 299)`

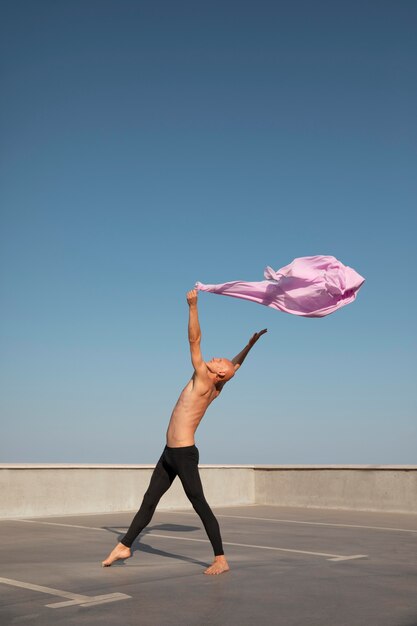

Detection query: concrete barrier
(1, 465), (416, 518)
(254, 466), (417, 514)
(0, 464), (255, 519)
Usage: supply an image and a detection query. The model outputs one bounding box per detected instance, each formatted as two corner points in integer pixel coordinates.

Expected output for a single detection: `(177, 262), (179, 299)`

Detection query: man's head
(205, 358), (235, 382)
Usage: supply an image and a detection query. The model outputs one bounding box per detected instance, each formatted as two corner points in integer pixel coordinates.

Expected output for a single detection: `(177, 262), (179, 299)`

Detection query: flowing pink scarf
(196, 255), (365, 318)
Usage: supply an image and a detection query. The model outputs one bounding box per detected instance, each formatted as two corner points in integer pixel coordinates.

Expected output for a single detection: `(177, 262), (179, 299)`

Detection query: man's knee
(184, 487), (206, 502)
(186, 489), (208, 507)
(142, 490), (159, 510)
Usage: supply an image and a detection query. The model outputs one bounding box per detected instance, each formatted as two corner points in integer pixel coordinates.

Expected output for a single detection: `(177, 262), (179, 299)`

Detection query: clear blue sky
(1, 1), (416, 464)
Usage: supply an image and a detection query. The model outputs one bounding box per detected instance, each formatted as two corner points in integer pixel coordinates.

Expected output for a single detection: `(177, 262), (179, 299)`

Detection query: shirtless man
(102, 289), (267, 574)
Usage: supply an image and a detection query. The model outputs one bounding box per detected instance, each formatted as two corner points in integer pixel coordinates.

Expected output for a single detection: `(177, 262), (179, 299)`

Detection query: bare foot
(102, 542), (131, 567)
(204, 555), (230, 575)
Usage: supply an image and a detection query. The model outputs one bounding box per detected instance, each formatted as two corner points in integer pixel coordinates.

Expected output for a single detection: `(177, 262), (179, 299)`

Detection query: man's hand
(187, 289), (198, 307)
(248, 329), (267, 347)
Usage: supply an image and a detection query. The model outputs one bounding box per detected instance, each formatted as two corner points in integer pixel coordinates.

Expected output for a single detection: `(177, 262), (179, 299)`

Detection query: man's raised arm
(187, 289), (206, 375)
(215, 329), (267, 394)
(230, 329), (267, 372)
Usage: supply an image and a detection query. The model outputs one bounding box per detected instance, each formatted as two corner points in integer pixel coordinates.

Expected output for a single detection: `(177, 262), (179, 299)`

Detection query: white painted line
(328, 555), (369, 562)
(174, 511), (417, 534)
(0, 577), (86, 601)
(12, 519), (367, 562)
(47, 593), (131, 608)
(13, 519), (104, 531)
(12, 514), (417, 534)
(0, 577), (131, 609)
(147, 533), (368, 561)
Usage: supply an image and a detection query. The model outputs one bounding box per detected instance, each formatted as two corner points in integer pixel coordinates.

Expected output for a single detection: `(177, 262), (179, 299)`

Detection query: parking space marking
(12, 514), (417, 535)
(176, 511), (417, 534)
(0, 576), (131, 609)
(12, 519), (104, 531)
(11, 518), (368, 561)
(11, 519), (367, 561)
(147, 532), (367, 561)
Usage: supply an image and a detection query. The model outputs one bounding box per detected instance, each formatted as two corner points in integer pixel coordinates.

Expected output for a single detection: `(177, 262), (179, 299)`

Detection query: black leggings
(121, 444), (224, 556)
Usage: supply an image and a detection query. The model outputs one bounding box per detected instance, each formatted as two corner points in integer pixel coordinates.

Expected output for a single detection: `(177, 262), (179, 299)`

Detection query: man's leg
(121, 452), (176, 547)
(172, 446), (230, 575)
(102, 449), (176, 566)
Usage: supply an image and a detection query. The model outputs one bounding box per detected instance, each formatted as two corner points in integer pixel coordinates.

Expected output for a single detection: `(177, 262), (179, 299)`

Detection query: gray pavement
(1, 505), (417, 626)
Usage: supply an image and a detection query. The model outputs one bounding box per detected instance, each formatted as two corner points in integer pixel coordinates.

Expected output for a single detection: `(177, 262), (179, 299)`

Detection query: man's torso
(166, 375), (219, 447)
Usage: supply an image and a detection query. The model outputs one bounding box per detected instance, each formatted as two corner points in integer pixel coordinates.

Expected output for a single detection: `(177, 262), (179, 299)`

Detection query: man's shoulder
(192, 364), (211, 381)
(191, 371), (216, 394)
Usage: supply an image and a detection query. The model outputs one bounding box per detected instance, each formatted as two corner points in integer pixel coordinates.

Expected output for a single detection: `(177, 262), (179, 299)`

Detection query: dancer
(102, 289), (267, 574)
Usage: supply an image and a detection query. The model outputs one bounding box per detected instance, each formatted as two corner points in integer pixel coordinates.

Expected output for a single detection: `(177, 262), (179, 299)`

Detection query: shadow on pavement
(102, 523), (210, 568)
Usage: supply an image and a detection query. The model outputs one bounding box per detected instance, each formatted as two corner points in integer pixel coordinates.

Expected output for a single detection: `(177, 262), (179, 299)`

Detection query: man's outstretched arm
(230, 329), (267, 371)
(216, 329), (267, 394)
(187, 289), (207, 376)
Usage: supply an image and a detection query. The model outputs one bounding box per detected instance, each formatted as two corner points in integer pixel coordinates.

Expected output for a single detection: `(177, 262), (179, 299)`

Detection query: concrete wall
(1, 464), (416, 519)
(254, 466), (417, 514)
(0, 465), (255, 519)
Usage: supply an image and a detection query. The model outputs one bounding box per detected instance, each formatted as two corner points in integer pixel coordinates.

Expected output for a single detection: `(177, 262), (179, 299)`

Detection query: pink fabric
(196, 255), (365, 318)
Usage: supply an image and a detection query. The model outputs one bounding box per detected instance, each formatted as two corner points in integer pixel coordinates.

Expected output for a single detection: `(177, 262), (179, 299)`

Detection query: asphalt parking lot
(1, 504), (417, 626)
